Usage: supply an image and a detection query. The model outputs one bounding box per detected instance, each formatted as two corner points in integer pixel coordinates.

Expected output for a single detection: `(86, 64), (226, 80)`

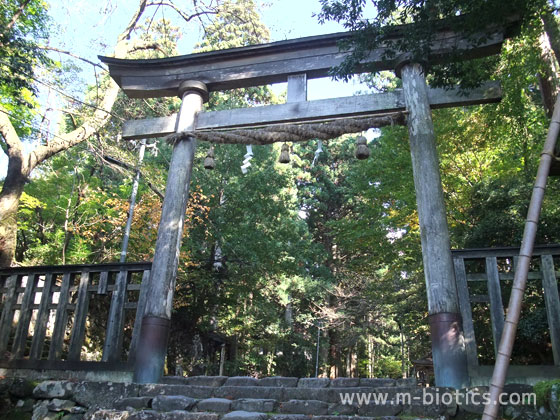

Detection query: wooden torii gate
(100, 23), (510, 386)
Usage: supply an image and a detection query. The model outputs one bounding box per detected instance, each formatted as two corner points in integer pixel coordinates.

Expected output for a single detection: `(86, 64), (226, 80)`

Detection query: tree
(317, 0), (559, 90)
(0, 0), (219, 267)
(0, 0), (51, 114)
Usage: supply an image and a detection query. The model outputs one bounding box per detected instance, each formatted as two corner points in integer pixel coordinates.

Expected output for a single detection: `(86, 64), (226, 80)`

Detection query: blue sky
(48, 0), (350, 57)
(45, 0), (369, 98)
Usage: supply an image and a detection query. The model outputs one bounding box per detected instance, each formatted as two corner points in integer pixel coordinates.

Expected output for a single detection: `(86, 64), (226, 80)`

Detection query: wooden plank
(102, 270), (129, 362)
(99, 24), (507, 97)
(470, 294), (490, 303)
(98, 271), (109, 294)
(11, 274), (39, 358)
(453, 257), (479, 368)
(122, 115), (177, 141)
(0, 358), (133, 372)
(0, 275), (19, 354)
(128, 269), (151, 364)
(29, 273), (55, 360)
(0, 261), (152, 276)
(13, 303), (75, 311)
(451, 244), (560, 259)
(541, 254), (560, 365)
(122, 82), (502, 139)
(67, 271), (91, 361)
(48, 272), (72, 360)
(466, 271), (542, 281)
(486, 257), (505, 358)
(43, 282), (141, 295)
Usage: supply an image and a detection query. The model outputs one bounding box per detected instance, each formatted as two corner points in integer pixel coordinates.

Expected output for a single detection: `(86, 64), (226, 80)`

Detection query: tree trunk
(320, 328), (329, 377)
(400, 328), (406, 378)
(0, 156), (28, 267)
(538, 31), (559, 117)
(284, 295), (293, 327)
(345, 347), (352, 377)
(542, 8), (560, 68)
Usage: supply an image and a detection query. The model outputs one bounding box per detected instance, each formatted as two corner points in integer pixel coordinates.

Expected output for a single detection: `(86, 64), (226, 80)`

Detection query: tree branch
(147, 0), (218, 24)
(102, 154), (165, 200)
(0, 106), (23, 159)
(5, 0), (31, 33)
(37, 46), (109, 72)
(27, 77), (121, 172)
(24, 0), (153, 174)
(128, 40), (164, 54)
(118, 0), (148, 42)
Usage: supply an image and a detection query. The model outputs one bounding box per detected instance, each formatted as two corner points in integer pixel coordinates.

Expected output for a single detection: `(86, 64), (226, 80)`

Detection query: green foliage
(374, 356), (402, 378)
(0, 0), (53, 136)
(317, 0), (550, 89)
(194, 0), (277, 112)
(195, 0), (270, 51)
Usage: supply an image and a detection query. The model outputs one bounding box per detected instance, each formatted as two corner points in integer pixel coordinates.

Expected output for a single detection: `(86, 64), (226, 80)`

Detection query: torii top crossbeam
(100, 21), (508, 141)
(99, 21), (508, 98)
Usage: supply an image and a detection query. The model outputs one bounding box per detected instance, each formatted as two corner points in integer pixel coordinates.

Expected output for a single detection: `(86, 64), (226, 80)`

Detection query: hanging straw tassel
(279, 143), (290, 163)
(204, 146), (215, 169)
(355, 136), (370, 160)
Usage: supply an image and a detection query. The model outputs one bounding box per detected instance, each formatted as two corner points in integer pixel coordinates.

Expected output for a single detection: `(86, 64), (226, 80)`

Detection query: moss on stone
(534, 379), (560, 408)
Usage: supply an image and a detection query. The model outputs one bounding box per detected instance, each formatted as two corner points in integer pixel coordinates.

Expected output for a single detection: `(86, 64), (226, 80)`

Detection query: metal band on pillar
(396, 58), (469, 388)
(133, 80), (209, 384)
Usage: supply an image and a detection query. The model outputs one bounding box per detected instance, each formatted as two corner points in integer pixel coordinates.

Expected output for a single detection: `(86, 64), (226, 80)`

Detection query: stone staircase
(78, 376), (455, 420)
(22, 376), (540, 420)
(0, 374), (547, 420)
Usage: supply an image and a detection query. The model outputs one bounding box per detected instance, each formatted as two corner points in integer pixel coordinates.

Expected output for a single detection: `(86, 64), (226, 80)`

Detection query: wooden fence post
(29, 273), (55, 359)
(453, 257), (479, 370)
(541, 254), (560, 365)
(485, 257), (505, 358)
(0, 275), (18, 355)
(133, 80), (208, 383)
(399, 61), (469, 388)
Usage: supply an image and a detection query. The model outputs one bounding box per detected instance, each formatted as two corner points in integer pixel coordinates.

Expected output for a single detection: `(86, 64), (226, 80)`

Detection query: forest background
(1, 0), (560, 379)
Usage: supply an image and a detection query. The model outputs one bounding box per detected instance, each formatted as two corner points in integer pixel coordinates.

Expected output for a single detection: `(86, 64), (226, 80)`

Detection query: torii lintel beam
(99, 22), (512, 98)
(122, 81), (502, 140)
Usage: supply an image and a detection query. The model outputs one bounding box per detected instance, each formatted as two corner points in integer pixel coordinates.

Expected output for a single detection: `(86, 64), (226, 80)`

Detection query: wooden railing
(452, 245), (560, 372)
(0, 262), (151, 371)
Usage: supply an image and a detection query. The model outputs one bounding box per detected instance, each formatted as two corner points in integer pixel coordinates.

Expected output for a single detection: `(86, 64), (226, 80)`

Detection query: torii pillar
(133, 80), (208, 383)
(397, 60), (469, 388)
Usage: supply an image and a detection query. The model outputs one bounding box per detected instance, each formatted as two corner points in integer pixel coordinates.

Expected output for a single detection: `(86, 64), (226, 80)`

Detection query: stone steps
(1, 376), (542, 420)
(128, 385), (438, 416)
(111, 394), (416, 416)
(88, 378), (452, 420)
(27, 377), (538, 420)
